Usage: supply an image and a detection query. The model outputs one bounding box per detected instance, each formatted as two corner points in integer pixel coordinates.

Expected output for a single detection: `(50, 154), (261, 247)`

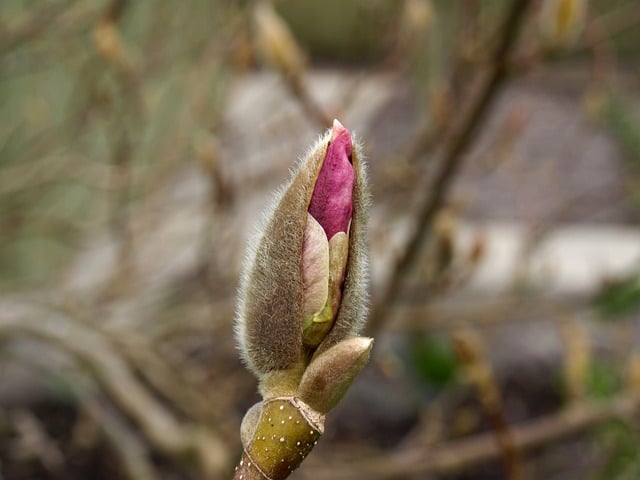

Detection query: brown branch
(10, 409), (65, 474)
(284, 73), (333, 129)
(0, 0), (81, 56)
(304, 391), (640, 479)
(79, 395), (159, 480)
(0, 311), (230, 476)
(387, 294), (587, 332)
(453, 329), (523, 480)
(367, 0), (533, 336)
(108, 330), (225, 425)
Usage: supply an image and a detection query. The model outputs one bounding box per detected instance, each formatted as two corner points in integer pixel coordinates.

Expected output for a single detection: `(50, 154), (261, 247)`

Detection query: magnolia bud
(235, 120), (369, 379)
(539, 0), (587, 50)
(253, 1), (306, 77)
(397, 0), (434, 51)
(302, 122), (355, 347)
(298, 337), (373, 414)
(93, 17), (129, 67)
(234, 120), (371, 480)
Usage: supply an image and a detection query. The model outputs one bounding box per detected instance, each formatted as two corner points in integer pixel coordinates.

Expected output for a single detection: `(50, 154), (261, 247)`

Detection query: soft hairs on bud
(235, 127), (369, 375)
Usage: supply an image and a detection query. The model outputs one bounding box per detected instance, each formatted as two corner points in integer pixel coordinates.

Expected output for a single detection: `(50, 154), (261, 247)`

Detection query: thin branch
(0, 0), (81, 56)
(367, 0), (533, 336)
(453, 329), (523, 480)
(0, 311), (230, 476)
(387, 294), (587, 332)
(79, 394), (160, 480)
(284, 73), (333, 128)
(304, 391), (640, 479)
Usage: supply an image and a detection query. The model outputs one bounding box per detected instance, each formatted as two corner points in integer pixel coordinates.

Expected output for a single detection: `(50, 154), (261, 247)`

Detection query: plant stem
(233, 398), (324, 480)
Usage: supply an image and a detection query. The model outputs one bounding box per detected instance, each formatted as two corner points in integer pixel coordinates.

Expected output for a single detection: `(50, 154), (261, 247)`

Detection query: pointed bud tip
(297, 336), (374, 413)
(352, 337), (373, 351)
(350, 336), (374, 352)
(331, 119), (349, 141)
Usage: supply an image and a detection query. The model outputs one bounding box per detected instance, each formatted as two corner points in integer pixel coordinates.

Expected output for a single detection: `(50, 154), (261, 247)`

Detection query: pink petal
(302, 213), (329, 318)
(308, 119), (354, 239)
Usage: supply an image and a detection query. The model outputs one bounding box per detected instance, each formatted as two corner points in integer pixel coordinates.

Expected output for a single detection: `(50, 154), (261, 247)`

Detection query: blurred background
(1, 0), (640, 479)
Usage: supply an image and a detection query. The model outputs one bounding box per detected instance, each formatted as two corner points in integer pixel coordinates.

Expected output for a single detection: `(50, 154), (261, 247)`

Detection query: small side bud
(539, 0), (587, 50)
(297, 337), (373, 414)
(253, 1), (306, 77)
(93, 18), (127, 66)
(397, 0), (434, 53)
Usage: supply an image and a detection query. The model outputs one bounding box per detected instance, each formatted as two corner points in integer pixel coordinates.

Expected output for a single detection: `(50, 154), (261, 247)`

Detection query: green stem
(233, 398), (324, 480)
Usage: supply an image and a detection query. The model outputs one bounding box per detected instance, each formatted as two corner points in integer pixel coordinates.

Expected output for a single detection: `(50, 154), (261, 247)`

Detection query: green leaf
(586, 360), (620, 400)
(409, 334), (459, 388)
(592, 274), (640, 320)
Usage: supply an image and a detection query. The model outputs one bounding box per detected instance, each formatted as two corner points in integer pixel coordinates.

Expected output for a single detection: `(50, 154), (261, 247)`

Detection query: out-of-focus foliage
(593, 273), (640, 319)
(594, 420), (640, 480)
(0, 0), (233, 287)
(410, 333), (459, 389)
(586, 359), (622, 400)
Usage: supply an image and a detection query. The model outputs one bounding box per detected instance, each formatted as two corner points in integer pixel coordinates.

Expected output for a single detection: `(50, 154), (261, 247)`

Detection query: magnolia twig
(304, 391), (640, 479)
(79, 394), (159, 480)
(388, 294), (587, 332)
(453, 329), (523, 480)
(90, 0), (143, 294)
(10, 409), (65, 474)
(558, 317), (591, 403)
(284, 73), (333, 129)
(367, 0), (533, 336)
(107, 331), (223, 425)
(0, 0), (81, 56)
(0, 312), (230, 476)
(251, 1), (332, 129)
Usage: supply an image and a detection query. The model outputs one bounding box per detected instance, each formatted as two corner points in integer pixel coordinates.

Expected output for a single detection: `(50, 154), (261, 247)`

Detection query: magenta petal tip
(331, 119), (348, 140)
(308, 121), (354, 239)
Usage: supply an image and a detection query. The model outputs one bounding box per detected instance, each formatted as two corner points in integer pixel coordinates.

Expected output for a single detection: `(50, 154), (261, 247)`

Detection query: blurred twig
(78, 393), (159, 480)
(559, 317), (591, 403)
(252, 1), (332, 128)
(453, 329), (523, 480)
(305, 390), (640, 479)
(10, 409), (65, 475)
(0, 311), (230, 476)
(0, 0), (81, 56)
(93, 0), (142, 290)
(368, 0), (533, 335)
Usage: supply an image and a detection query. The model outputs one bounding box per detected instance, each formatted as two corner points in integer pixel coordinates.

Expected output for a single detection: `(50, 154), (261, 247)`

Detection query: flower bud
(93, 17), (129, 68)
(234, 120), (371, 480)
(539, 0), (587, 50)
(297, 337), (373, 413)
(397, 0), (434, 52)
(253, 1), (306, 77)
(302, 121), (355, 347)
(308, 121), (354, 239)
(235, 120), (369, 378)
